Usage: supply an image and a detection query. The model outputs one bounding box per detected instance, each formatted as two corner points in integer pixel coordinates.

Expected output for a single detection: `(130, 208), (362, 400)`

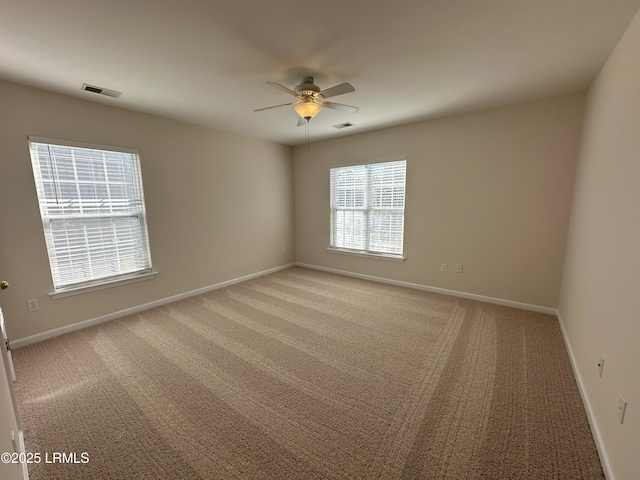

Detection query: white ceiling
(1, 0), (639, 146)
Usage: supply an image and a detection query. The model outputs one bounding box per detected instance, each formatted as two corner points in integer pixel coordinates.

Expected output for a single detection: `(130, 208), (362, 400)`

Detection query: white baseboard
(294, 262), (557, 315)
(12, 263), (295, 349)
(556, 311), (613, 480)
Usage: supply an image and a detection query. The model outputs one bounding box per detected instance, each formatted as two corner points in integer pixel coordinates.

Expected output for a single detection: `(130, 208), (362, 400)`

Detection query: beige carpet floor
(13, 267), (603, 479)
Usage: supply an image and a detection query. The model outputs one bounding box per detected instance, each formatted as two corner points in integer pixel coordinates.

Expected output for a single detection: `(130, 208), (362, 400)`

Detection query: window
(28, 137), (153, 293)
(330, 159), (406, 258)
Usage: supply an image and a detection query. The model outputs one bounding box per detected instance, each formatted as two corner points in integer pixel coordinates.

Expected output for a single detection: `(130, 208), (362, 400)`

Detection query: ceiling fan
(254, 76), (359, 126)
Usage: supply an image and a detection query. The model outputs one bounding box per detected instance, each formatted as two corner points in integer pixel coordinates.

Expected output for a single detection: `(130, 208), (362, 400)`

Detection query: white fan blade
(321, 101), (359, 114)
(319, 82), (355, 99)
(266, 82), (298, 96)
(254, 102), (295, 112)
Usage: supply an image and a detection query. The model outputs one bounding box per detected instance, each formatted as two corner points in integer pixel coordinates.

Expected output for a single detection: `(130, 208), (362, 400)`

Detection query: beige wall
(0, 80), (294, 341)
(293, 94), (585, 308)
(558, 10), (640, 480)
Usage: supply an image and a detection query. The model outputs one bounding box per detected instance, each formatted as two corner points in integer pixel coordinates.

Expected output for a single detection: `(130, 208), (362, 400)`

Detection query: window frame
(329, 158), (407, 261)
(28, 136), (155, 296)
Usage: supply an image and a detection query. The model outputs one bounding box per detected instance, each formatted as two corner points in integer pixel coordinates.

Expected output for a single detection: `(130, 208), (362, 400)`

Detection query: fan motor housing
(294, 76), (321, 96)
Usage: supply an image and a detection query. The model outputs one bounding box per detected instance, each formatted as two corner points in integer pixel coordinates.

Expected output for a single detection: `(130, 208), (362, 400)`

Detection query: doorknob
(0, 281), (8, 290)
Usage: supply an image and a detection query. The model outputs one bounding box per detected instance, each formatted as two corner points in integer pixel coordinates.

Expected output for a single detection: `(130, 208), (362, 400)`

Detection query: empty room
(0, 1), (638, 479)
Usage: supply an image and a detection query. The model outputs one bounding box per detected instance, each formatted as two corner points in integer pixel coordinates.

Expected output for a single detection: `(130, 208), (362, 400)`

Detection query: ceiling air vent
(81, 83), (122, 98)
(332, 122), (354, 129)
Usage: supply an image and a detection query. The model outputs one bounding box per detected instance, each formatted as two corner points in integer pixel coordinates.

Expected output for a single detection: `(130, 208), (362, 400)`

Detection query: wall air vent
(332, 122), (354, 129)
(81, 83), (122, 98)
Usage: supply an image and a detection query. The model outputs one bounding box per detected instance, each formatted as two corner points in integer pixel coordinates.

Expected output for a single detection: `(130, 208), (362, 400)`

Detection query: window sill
(49, 271), (158, 299)
(327, 247), (405, 262)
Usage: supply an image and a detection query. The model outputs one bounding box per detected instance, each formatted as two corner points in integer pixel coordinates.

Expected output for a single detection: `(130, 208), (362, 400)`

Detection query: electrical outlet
(440, 263), (448, 272)
(597, 357), (605, 377)
(456, 264), (463, 273)
(27, 299), (39, 312)
(618, 394), (627, 424)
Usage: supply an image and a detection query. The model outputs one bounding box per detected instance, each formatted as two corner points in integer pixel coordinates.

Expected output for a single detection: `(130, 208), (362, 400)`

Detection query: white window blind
(28, 137), (152, 291)
(330, 159), (406, 256)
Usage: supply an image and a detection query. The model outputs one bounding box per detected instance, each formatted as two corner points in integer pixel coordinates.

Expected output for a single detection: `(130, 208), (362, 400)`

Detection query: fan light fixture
(294, 99), (321, 119)
(255, 76), (358, 151)
(254, 76), (358, 124)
